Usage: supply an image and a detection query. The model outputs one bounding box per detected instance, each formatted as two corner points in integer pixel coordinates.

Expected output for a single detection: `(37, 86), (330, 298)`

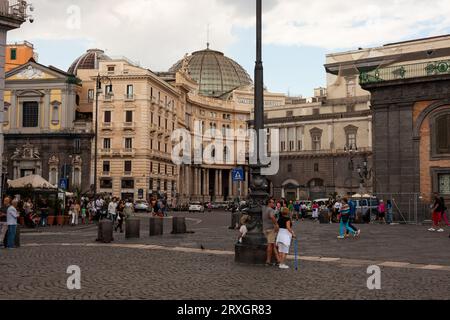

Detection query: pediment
(16, 89), (45, 98)
(6, 62), (68, 81)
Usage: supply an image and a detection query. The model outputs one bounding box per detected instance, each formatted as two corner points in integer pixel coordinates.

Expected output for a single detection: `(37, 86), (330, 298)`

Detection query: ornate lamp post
(357, 156), (372, 190)
(344, 144), (358, 196)
(235, 0), (270, 265)
(93, 74), (112, 199)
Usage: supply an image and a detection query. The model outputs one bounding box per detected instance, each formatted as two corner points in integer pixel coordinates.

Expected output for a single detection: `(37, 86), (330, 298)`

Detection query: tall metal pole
(93, 75), (100, 199)
(254, 0), (264, 162)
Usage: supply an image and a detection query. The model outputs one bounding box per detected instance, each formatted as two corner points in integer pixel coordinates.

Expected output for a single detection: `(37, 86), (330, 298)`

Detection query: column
(294, 126), (298, 151)
(10, 91), (17, 129)
(281, 187), (285, 198)
(43, 90), (50, 130)
(284, 127), (288, 151)
(193, 168), (198, 195)
(214, 169), (219, 199)
(297, 188), (300, 200)
(368, 120), (373, 149)
(218, 170), (223, 196)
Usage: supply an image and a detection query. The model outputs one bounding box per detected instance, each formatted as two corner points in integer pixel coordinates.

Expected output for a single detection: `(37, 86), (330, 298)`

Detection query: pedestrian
(0, 196), (11, 247)
(337, 198), (357, 239)
(386, 200), (394, 224)
(288, 200), (294, 219)
(347, 198), (361, 237)
(6, 199), (19, 249)
(377, 200), (386, 224)
(439, 197), (450, 227)
(300, 202), (307, 221)
(429, 193), (445, 232)
(327, 201), (334, 224)
(81, 202), (87, 225)
(69, 201), (75, 226)
(40, 199), (49, 227)
(108, 197), (118, 222)
(276, 207), (296, 269)
(115, 200), (125, 233)
(263, 198), (280, 267)
(312, 202), (319, 222)
(74, 201), (80, 226)
(123, 199), (134, 219)
(333, 199), (342, 222)
(293, 200), (300, 221)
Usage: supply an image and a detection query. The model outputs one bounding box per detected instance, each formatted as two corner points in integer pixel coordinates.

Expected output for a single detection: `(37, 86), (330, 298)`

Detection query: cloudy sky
(9, 0), (450, 97)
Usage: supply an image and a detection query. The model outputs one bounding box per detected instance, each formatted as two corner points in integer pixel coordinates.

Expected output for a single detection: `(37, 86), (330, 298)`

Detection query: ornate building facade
(2, 60), (93, 192)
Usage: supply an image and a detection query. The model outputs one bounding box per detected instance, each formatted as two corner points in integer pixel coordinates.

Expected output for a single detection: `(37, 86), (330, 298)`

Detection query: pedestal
(126, 217), (140, 239)
(149, 217), (163, 236)
(97, 220), (113, 243)
(235, 233), (267, 265)
(172, 217), (187, 234)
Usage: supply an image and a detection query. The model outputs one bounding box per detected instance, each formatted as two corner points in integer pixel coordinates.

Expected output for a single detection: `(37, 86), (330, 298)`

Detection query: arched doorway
(282, 179), (300, 201)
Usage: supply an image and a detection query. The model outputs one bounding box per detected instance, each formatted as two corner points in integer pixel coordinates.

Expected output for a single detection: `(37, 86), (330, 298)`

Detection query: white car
(134, 200), (150, 212)
(188, 202), (205, 213)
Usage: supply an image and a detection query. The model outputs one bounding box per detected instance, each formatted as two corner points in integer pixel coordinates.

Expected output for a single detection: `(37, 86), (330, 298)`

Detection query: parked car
(134, 200), (150, 212)
(313, 198), (331, 206)
(188, 202), (205, 213)
(299, 200), (312, 211)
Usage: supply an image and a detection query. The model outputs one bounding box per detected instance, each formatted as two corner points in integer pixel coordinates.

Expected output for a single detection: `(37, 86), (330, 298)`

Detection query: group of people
(429, 193), (450, 233)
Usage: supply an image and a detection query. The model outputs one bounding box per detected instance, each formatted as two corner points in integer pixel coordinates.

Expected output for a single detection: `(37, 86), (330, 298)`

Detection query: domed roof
(169, 48), (253, 98)
(68, 49), (111, 75)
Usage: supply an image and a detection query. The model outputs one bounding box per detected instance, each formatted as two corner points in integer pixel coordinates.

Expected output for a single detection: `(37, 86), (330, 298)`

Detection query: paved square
(1, 211), (449, 300)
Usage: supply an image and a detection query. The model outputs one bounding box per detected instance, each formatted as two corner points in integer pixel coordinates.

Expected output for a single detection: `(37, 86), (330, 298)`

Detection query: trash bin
(97, 220), (113, 243)
(149, 217), (163, 236)
(126, 217), (140, 239)
(172, 217), (187, 234)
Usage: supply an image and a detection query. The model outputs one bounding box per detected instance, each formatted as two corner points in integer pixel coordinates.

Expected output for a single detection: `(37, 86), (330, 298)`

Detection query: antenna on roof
(206, 23), (210, 49)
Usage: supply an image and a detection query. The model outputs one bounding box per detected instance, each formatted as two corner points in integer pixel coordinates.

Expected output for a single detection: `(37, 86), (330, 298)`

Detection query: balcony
(123, 122), (136, 131)
(124, 94), (135, 102)
(103, 94), (114, 102)
(123, 171), (133, 176)
(121, 148), (136, 157)
(100, 148), (113, 156)
(101, 122), (113, 130)
(0, 1), (29, 23)
(360, 59), (450, 85)
(101, 171), (111, 177)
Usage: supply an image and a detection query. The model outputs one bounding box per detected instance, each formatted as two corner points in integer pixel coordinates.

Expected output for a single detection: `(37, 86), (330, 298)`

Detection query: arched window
(435, 114), (450, 154)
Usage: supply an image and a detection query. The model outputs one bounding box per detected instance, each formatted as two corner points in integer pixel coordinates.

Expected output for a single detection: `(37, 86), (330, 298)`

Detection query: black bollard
(97, 220), (113, 243)
(149, 217), (163, 236)
(15, 225), (20, 248)
(171, 217), (187, 234)
(126, 217), (140, 239)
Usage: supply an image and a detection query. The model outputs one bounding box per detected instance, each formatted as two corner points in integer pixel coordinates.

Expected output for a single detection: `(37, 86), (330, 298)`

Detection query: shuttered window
(436, 115), (450, 154)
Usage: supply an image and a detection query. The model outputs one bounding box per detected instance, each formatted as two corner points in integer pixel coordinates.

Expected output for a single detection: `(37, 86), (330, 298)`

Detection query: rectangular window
(150, 139), (153, 149)
(165, 119), (168, 129)
(165, 144), (167, 153)
(287, 164), (292, 173)
(289, 141), (295, 151)
(158, 116), (161, 127)
(439, 173), (450, 194)
(314, 163), (319, 172)
(158, 142), (161, 151)
(126, 85), (134, 96)
(100, 178), (113, 189)
(125, 110), (133, 123)
(312, 136), (321, 151)
(103, 138), (111, 150)
(74, 139), (81, 154)
(88, 89), (94, 102)
(280, 141), (286, 151)
(125, 138), (133, 149)
(105, 85), (113, 95)
(107, 66), (115, 73)
(10, 48), (17, 60)
(104, 111), (111, 123)
(124, 161), (132, 173)
(150, 112), (154, 124)
(347, 133), (357, 150)
(103, 161), (110, 173)
(121, 179), (134, 189)
(150, 162), (153, 173)
(22, 102), (39, 127)
(297, 140), (302, 151)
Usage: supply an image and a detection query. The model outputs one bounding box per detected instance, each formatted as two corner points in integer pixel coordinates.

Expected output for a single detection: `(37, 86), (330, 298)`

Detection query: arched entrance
(282, 179), (300, 201)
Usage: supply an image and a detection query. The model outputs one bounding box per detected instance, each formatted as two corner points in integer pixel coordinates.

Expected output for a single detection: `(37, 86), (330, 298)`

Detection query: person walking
(0, 196), (11, 247)
(347, 198), (361, 237)
(337, 198), (357, 239)
(108, 198), (118, 222)
(429, 193), (445, 232)
(115, 200), (125, 233)
(312, 202), (319, 222)
(439, 197), (450, 227)
(300, 202), (307, 221)
(386, 200), (394, 224)
(263, 198), (280, 267)
(73, 201), (81, 226)
(377, 200), (386, 224)
(293, 200), (300, 222)
(276, 207), (296, 269)
(6, 199), (19, 249)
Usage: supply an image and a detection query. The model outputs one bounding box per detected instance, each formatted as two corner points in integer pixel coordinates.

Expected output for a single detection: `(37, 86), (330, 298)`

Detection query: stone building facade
(3, 60), (93, 192)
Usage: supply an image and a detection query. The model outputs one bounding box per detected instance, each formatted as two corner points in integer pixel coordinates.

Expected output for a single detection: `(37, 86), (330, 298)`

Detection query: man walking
(6, 199), (19, 249)
(263, 198), (280, 266)
(0, 196), (11, 247)
(347, 197), (361, 237)
(108, 197), (118, 222)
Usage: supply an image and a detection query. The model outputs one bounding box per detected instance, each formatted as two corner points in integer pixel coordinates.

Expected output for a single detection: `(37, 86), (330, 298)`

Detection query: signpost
(232, 168), (245, 199)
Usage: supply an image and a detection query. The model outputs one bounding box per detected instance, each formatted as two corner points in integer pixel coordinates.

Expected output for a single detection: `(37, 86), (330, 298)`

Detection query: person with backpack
(337, 198), (357, 239)
(346, 198), (361, 238)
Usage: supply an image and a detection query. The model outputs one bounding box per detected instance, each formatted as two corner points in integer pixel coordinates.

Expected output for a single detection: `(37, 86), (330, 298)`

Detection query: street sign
(138, 189), (144, 199)
(59, 178), (68, 190)
(232, 168), (244, 182)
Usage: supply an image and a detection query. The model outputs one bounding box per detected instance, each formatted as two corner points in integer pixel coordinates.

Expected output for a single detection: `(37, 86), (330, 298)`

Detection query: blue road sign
(59, 178), (68, 190)
(232, 168), (244, 182)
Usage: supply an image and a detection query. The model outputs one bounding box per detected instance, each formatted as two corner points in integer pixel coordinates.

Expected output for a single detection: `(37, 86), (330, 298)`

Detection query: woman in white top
(276, 207), (296, 269)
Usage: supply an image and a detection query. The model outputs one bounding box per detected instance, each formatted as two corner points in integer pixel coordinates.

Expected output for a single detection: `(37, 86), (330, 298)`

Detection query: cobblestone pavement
(1, 211), (450, 300)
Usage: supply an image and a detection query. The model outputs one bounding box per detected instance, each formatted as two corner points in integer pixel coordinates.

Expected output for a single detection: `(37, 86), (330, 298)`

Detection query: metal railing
(360, 59), (450, 85)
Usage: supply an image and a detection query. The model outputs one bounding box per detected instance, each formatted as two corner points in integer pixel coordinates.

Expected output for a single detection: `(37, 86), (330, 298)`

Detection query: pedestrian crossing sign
(232, 168), (244, 182)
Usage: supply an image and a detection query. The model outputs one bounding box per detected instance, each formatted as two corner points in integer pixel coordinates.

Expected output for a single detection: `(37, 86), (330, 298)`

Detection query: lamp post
(93, 74), (112, 200)
(344, 144), (358, 196)
(235, 0), (270, 265)
(357, 156), (372, 191)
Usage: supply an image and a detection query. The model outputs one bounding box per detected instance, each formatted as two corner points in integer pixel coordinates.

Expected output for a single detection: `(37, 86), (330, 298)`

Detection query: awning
(7, 175), (57, 189)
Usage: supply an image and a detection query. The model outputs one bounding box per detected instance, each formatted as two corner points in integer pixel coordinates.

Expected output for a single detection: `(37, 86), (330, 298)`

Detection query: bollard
(97, 220), (113, 243)
(15, 225), (20, 248)
(229, 212), (241, 229)
(149, 217), (163, 236)
(172, 217), (187, 234)
(126, 217), (140, 239)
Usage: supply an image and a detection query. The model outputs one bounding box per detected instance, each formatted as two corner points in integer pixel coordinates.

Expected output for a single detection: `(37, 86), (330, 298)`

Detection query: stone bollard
(172, 217), (187, 234)
(126, 217), (140, 239)
(229, 212), (241, 230)
(149, 217), (164, 236)
(97, 220), (113, 243)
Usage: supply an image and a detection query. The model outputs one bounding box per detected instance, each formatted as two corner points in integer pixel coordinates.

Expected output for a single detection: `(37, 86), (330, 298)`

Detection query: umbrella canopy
(352, 193), (363, 198)
(7, 175), (57, 190)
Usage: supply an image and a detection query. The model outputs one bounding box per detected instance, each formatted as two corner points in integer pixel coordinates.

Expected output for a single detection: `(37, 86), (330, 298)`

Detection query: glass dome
(169, 48), (253, 98)
(68, 49), (111, 75)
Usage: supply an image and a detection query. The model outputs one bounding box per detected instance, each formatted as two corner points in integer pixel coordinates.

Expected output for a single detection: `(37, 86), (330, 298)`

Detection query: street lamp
(93, 74), (112, 200)
(235, 0), (270, 265)
(357, 156), (372, 189)
(344, 144), (358, 196)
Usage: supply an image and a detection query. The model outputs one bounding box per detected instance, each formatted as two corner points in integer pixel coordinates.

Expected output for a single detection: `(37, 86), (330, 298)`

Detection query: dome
(68, 49), (111, 75)
(169, 48), (253, 98)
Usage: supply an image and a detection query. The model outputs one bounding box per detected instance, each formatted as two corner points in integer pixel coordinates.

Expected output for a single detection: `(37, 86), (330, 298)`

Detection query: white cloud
(8, 0), (450, 72)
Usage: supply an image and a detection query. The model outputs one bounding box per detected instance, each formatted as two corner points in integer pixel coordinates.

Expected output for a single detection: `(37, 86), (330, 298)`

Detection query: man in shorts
(263, 198), (280, 266)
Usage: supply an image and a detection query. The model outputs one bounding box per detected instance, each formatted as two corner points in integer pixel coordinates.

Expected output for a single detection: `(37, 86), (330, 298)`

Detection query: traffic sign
(59, 178), (68, 190)
(232, 168), (244, 182)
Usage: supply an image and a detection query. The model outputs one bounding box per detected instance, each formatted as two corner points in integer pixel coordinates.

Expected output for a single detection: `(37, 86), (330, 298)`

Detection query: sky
(9, 0), (450, 97)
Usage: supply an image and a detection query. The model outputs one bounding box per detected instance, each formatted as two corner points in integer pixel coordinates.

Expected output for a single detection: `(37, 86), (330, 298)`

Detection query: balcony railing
(124, 94), (135, 102)
(101, 122), (113, 130)
(123, 122), (135, 130)
(360, 59), (450, 85)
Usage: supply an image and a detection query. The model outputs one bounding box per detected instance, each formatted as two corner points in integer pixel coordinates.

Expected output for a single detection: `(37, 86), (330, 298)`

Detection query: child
(238, 214), (251, 244)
